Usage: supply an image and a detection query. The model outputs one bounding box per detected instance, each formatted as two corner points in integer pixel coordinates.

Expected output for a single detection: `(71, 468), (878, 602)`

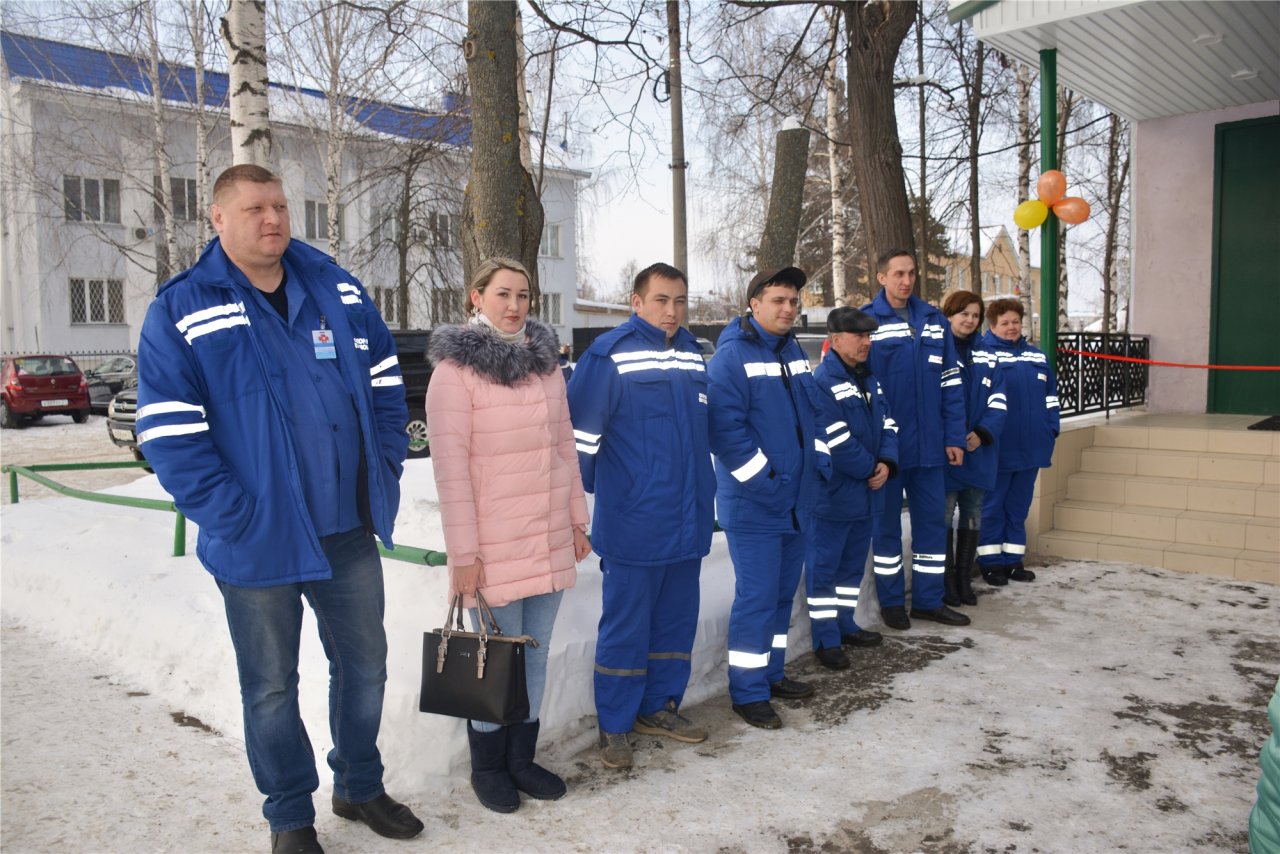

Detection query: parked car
(106, 330), (435, 464)
(794, 332), (828, 365)
(86, 354), (138, 413)
(694, 336), (717, 361)
(1, 355), (92, 428)
(392, 329), (434, 458)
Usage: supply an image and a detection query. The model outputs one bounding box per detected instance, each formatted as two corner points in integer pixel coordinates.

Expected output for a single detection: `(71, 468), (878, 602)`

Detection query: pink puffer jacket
(426, 319), (588, 608)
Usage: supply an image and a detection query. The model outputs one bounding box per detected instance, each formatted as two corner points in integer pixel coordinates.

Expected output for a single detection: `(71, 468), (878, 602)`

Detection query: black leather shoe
(732, 700), (782, 729)
(841, 629), (883, 647)
(332, 793), (424, 840)
(881, 606), (911, 631)
(982, 566), (1010, 587)
(1008, 562), (1037, 582)
(271, 827), (324, 854)
(814, 646), (851, 670)
(769, 677), (815, 699)
(910, 605), (972, 626)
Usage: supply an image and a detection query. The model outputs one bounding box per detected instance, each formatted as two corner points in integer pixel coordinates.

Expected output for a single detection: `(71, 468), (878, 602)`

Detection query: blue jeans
(945, 487), (984, 531)
(217, 527), (388, 833)
(468, 590), (563, 733)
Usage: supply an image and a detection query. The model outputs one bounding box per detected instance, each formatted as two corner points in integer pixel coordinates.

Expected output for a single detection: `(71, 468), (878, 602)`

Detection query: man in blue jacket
(567, 263), (716, 771)
(136, 166), (421, 854)
(862, 249), (970, 629)
(806, 308), (899, 669)
(710, 267), (826, 730)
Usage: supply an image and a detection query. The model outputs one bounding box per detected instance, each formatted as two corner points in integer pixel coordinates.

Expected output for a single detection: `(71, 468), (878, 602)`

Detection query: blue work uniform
(566, 315), (715, 734)
(708, 315), (826, 705)
(977, 331), (1060, 570)
(805, 349), (899, 650)
(861, 290), (967, 610)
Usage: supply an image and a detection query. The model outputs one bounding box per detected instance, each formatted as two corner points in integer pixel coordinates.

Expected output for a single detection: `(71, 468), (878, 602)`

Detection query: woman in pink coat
(426, 257), (591, 814)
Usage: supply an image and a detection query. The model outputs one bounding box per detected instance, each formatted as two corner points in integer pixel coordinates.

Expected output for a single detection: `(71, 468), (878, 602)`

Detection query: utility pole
(667, 1), (688, 273)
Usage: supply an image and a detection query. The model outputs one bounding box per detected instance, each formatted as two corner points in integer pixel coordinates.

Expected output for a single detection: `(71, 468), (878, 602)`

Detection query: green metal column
(1040, 48), (1058, 369)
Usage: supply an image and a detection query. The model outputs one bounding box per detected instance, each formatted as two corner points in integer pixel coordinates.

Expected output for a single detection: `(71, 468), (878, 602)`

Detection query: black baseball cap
(747, 266), (807, 301)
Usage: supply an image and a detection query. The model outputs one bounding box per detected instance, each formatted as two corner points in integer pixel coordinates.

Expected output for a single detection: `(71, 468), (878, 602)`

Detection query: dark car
(106, 330), (434, 463)
(1, 355), (92, 427)
(86, 354), (138, 413)
(392, 330), (433, 458)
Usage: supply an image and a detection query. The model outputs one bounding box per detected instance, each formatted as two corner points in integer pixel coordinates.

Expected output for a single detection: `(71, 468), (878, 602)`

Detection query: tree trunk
(966, 32), (985, 296)
(144, 0), (176, 285)
(221, 0), (272, 167)
(667, 0), (689, 274)
(1055, 86), (1075, 331)
(1015, 62), (1035, 339)
(757, 126), (811, 271)
(915, 2), (927, 299)
(1101, 112), (1129, 334)
(842, 0), (916, 276)
(825, 14), (845, 306)
(190, 0), (211, 245)
(514, 4), (533, 172)
(461, 1), (545, 298)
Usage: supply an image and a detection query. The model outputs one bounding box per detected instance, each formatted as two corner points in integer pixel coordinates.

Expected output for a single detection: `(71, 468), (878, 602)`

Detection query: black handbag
(419, 591), (536, 725)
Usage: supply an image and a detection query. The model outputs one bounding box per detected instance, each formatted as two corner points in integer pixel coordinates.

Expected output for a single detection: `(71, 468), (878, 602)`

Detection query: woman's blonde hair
(469, 257), (533, 314)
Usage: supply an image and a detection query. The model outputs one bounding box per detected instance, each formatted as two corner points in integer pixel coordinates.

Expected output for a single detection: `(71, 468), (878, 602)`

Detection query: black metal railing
(1055, 332), (1149, 418)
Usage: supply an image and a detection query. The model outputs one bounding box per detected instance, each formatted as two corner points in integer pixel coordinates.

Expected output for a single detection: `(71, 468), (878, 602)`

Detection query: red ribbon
(1057, 348), (1280, 372)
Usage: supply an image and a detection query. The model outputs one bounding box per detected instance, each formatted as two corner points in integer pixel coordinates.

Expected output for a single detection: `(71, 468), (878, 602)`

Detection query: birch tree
(221, 0), (271, 166)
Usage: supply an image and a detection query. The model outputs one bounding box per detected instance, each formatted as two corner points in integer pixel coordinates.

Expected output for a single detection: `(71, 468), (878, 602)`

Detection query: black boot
(942, 528), (962, 607)
(466, 722), (520, 813)
(955, 529), (979, 606)
(981, 562), (1010, 586)
(505, 720), (566, 801)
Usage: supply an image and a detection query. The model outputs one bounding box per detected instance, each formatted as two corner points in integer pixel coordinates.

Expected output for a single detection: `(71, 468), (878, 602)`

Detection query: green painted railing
(3, 461), (449, 566)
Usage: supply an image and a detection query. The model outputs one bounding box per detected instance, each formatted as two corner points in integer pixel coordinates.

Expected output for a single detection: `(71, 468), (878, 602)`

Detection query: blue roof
(1, 31), (469, 146)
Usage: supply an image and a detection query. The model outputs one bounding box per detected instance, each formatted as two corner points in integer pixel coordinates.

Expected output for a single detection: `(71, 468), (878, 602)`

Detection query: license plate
(41, 399), (69, 407)
(110, 428), (131, 442)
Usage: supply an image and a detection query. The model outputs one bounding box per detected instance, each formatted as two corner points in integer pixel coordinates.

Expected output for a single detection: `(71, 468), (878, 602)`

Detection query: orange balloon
(1037, 170), (1067, 206)
(1053, 196), (1091, 225)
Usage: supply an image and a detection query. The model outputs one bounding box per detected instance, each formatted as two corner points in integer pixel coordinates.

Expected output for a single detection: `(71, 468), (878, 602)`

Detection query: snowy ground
(1, 422), (1277, 853)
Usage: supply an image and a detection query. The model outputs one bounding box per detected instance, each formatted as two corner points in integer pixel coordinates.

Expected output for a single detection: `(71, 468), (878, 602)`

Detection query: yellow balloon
(1014, 199), (1049, 230)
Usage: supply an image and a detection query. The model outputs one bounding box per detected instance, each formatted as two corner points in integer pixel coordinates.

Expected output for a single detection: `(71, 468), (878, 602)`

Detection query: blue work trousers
(871, 466), (947, 610)
(217, 527), (388, 833)
(468, 589), (564, 733)
(804, 517), (872, 650)
(594, 558), (702, 734)
(978, 468), (1039, 569)
(724, 527), (805, 705)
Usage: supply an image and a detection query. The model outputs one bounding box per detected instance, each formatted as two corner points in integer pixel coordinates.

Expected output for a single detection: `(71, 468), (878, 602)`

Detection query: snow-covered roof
(1, 30), (468, 146)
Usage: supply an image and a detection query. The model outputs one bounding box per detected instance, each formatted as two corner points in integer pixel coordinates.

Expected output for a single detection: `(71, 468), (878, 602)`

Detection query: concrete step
(1052, 499), (1279, 551)
(1092, 422), (1280, 457)
(1066, 471), (1279, 517)
(1079, 445), (1278, 485)
(1036, 528), (1279, 585)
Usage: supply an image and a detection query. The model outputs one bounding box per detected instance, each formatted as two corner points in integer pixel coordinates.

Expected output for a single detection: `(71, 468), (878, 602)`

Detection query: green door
(1209, 115), (1280, 414)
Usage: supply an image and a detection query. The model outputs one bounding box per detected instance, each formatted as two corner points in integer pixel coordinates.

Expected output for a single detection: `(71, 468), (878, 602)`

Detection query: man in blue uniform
(805, 308), (899, 669)
(862, 249), (970, 629)
(567, 263), (716, 770)
(136, 166), (422, 854)
(709, 267), (826, 730)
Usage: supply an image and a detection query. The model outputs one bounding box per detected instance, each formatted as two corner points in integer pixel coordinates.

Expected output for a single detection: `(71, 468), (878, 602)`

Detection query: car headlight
(107, 398), (116, 418)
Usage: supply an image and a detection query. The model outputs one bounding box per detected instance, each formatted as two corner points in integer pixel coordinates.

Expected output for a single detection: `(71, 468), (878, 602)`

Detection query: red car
(1, 355), (92, 428)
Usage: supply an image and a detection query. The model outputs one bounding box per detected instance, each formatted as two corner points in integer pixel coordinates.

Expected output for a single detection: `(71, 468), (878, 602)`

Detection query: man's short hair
(876, 248), (916, 273)
(634, 262), (688, 297)
(986, 297), (1025, 326)
(747, 266), (806, 302)
(941, 289), (984, 318)
(212, 164), (281, 203)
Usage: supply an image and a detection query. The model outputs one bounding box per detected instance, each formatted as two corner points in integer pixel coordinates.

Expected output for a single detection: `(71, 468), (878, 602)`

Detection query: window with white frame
(430, 288), (467, 325)
(539, 223), (561, 257)
(426, 211), (453, 249)
(69, 278), (125, 324)
(372, 286), (398, 326)
(305, 199), (343, 241)
(538, 292), (562, 325)
(63, 175), (121, 223)
(376, 206), (400, 245)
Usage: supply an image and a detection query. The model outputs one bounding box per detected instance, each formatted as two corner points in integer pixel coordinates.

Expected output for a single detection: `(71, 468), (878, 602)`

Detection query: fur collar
(428, 318), (561, 386)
